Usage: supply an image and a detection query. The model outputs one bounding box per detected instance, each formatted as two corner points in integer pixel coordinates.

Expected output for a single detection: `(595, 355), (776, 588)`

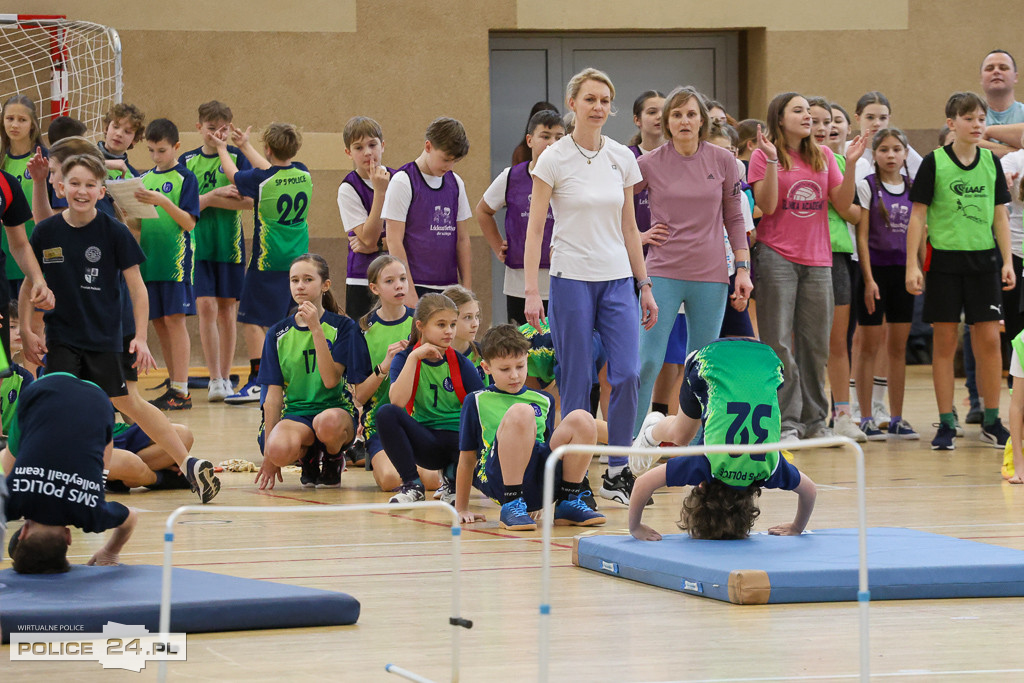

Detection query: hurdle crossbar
(539, 437), (869, 683)
(158, 501), (468, 683)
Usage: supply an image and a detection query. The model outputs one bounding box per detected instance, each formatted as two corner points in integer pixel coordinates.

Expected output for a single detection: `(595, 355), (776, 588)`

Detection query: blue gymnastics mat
(0, 564), (360, 642)
(573, 527), (1024, 604)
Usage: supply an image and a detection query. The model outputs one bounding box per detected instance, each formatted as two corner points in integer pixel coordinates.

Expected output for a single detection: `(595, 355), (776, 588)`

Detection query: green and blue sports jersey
(257, 310), (372, 416)
(0, 365), (32, 436)
(181, 146), (250, 264)
(388, 346), (484, 431)
(518, 321), (555, 385)
(234, 163), (312, 271)
(463, 346), (491, 386)
(681, 338), (785, 486)
(827, 154), (854, 254)
(458, 385), (554, 483)
(138, 163), (200, 282)
(1, 149), (51, 280)
(361, 307), (414, 438)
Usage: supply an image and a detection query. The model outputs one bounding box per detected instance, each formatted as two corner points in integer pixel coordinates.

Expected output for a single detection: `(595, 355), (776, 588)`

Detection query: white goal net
(0, 15), (121, 143)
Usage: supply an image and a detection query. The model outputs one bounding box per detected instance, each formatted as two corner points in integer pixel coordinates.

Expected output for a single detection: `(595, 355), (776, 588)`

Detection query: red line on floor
(238, 489), (574, 549)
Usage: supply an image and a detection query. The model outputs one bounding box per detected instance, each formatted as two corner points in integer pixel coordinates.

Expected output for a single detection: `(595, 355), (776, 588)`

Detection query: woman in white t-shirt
(749, 92), (866, 442)
(524, 67), (658, 505)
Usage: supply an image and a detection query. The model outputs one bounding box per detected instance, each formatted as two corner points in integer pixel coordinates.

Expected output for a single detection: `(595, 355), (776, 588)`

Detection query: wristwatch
(735, 260), (751, 271)
(636, 277), (653, 290)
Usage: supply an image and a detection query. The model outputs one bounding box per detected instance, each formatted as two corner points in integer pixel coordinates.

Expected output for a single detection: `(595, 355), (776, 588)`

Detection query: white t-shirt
(381, 168), (473, 223)
(1011, 347), (1024, 378)
(856, 176), (906, 207)
(482, 166), (551, 298)
(530, 135), (642, 281)
(998, 149), (1024, 258)
(337, 175), (373, 233)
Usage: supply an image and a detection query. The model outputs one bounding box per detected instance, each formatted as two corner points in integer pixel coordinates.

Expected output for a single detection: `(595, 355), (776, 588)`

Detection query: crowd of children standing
(4, 49), (1024, 568)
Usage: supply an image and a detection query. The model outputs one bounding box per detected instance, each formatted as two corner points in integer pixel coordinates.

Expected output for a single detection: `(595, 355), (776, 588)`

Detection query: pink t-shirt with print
(748, 145), (843, 267)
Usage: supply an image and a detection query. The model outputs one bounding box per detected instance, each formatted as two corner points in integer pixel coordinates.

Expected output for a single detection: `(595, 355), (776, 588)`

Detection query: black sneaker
(598, 466), (652, 506)
(579, 476), (598, 511)
(931, 423), (957, 451)
(980, 418), (1010, 448)
(186, 457), (221, 503)
(300, 449), (321, 488)
(146, 469), (193, 490)
(345, 440), (367, 468)
(149, 387), (192, 411)
(317, 456), (344, 488)
(965, 405), (984, 425)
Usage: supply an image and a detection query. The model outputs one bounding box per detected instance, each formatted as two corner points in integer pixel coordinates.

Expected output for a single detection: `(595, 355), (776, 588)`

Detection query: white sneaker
(872, 400), (890, 429)
(629, 412), (666, 474)
(780, 429), (800, 444)
(834, 413), (867, 443)
(207, 378), (230, 402)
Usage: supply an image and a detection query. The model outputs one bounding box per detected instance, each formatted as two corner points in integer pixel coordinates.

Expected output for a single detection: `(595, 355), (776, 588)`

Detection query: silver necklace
(571, 134), (603, 163)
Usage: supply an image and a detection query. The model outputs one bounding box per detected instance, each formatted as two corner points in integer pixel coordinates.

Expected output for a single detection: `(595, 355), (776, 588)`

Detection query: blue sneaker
(931, 424), (956, 451)
(859, 418), (886, 441)
(887, 419), (919, 440)
(225, 379), (261, 405)
(554, 494), (607, 527)
(499, 498), (537, 531)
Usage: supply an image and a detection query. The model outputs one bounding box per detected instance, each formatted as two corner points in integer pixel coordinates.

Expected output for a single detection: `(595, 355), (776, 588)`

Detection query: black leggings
(376, 403), (459, 483)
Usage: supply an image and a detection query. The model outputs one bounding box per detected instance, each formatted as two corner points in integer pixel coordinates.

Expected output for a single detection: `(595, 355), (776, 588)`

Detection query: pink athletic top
(635, 142), (745, 283)
(748, 145), (843, 267)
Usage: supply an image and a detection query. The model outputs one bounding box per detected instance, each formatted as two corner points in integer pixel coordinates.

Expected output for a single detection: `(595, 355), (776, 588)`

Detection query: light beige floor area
(4, 365), (1024, 682)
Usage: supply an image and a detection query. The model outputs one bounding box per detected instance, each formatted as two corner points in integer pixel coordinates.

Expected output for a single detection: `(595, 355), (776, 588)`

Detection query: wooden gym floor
(4, 365), (1024, 682)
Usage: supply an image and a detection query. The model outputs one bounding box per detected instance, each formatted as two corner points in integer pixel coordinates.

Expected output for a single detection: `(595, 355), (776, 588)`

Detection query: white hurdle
(539, 437), (869, 683)
(157, 501), (469, 683)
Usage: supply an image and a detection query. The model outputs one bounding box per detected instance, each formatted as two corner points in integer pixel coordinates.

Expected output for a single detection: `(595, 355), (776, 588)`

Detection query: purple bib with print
(504, 161), (553, 269)
(866, 174), (912, 266)
(400, 161), (460, 287)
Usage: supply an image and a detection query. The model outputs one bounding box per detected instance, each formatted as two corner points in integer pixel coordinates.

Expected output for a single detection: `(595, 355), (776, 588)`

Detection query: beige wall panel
(18, 1), (357, 32)
(516, 0), (908, 31)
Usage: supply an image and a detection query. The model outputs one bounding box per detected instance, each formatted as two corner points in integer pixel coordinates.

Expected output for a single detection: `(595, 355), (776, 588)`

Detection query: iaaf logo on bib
(782, 179), (825, 218)
(949, 179), (986, 197)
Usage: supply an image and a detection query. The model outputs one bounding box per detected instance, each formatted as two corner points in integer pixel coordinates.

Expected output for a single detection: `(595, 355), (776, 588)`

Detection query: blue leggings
(376, 403), (460, 484)
(634, 277), (727, 435)
(549, 276), (639, 467)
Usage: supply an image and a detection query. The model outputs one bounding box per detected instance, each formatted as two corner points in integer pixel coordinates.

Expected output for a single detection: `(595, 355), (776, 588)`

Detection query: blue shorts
(147, 280), (195, 319)
(664, 313), (688, 365)
(258, 411), (357, 455)
(238, 268), (292, 327)
(474, 439), (557, 511)
(114, 423), (153, 453)
(195, 259), (244, 300)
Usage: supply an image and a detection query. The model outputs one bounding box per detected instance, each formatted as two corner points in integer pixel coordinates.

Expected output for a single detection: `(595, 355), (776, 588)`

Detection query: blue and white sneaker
(225, 379), (261, 405)
(554, 493), (607, 527)
(887, 419), (919, 440)
(389, 482), (425, 504)
(499, 498), (537, 531)
(859, 419), (886, 442)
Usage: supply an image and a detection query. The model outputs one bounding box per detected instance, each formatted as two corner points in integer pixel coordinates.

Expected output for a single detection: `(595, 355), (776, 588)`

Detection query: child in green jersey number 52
(628, 338), (817, 541)
(255, 254), (373, 490)
(906, 92), (1015, 452)
(455, 325), (605, 531)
